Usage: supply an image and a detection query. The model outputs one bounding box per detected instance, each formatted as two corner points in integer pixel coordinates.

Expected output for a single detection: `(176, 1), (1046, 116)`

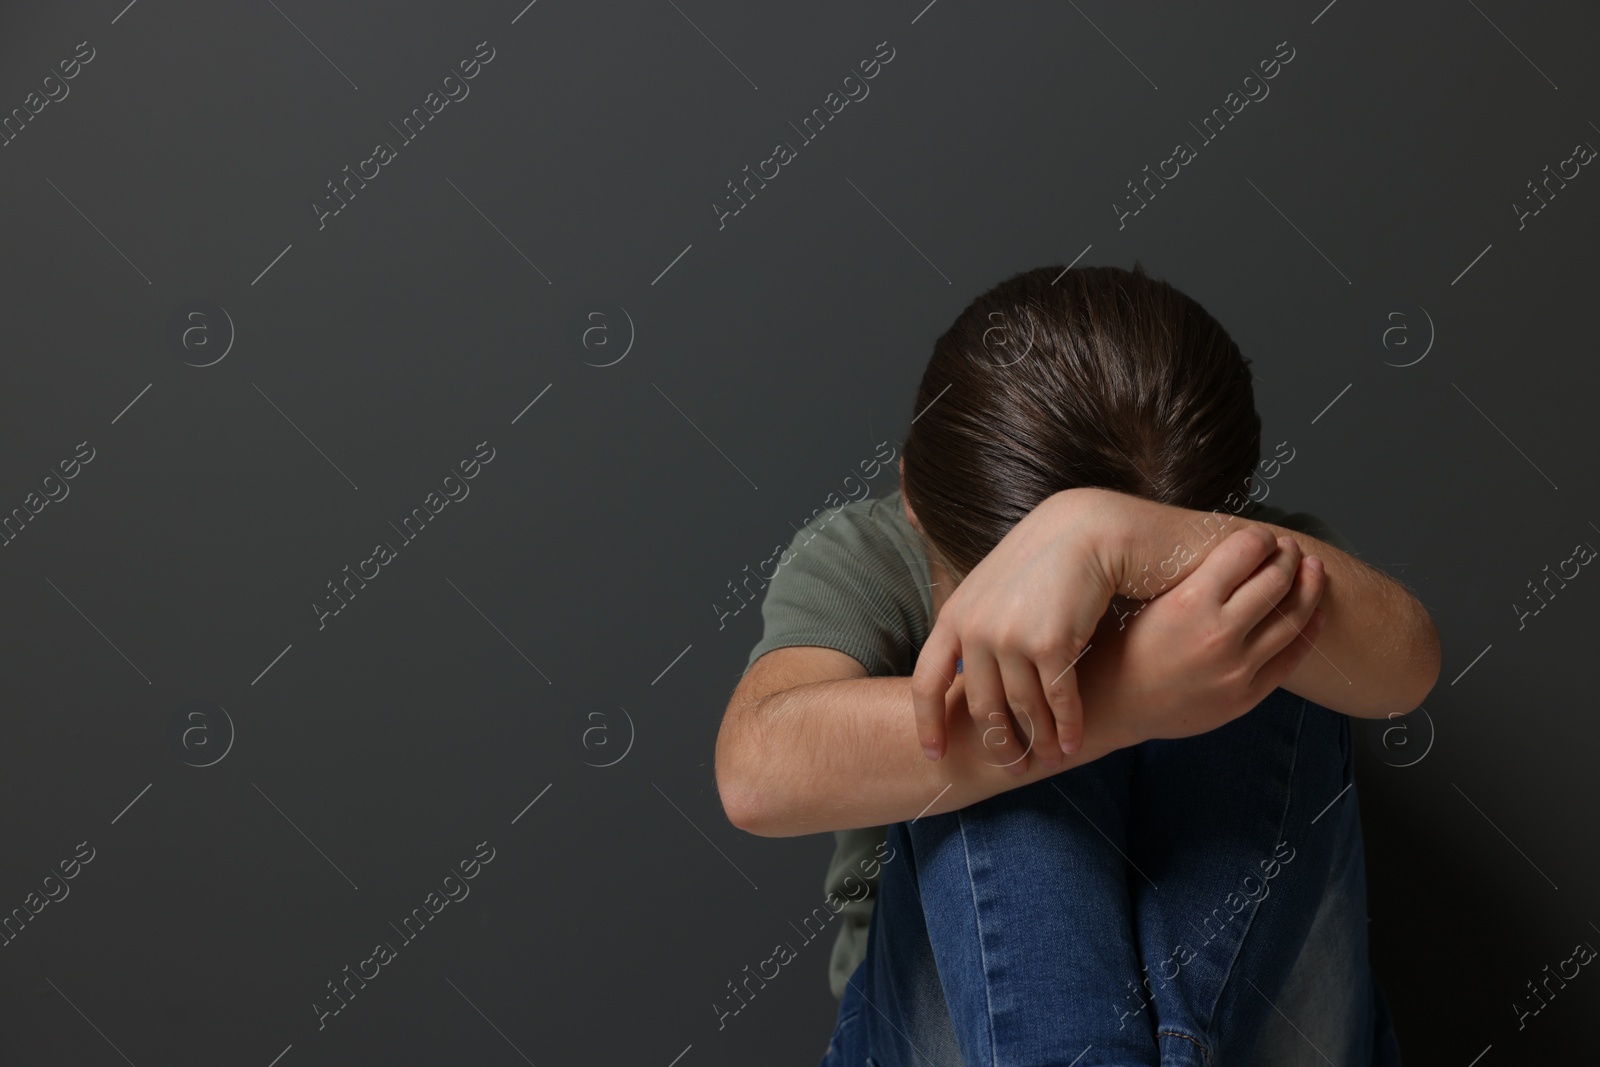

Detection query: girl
(721, 263), (1432, 1065)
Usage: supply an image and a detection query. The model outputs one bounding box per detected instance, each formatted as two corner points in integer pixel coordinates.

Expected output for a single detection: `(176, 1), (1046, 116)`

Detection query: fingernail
(1060, 737), (1079, 756)
(923, 743), (941, 761)
(1310, 610), (1326, 629)
(1306, 555), (1323, 573)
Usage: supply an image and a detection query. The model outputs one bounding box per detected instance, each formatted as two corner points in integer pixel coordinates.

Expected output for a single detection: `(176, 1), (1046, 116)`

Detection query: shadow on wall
(1357, 749), (1587, 1063)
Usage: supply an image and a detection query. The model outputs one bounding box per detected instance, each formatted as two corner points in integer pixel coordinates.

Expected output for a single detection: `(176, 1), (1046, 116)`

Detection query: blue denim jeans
(818, 688), (1402, 1066)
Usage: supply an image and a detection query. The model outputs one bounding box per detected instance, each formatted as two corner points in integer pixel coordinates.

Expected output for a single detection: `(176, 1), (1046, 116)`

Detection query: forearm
(723, 674), (1134, 838)
(1070, 486), (1441, 718)
(1251, 521), (1440, 716)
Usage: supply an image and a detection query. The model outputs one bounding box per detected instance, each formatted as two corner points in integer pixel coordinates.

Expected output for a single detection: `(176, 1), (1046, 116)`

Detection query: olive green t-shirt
(741, 485), (1356, 1000)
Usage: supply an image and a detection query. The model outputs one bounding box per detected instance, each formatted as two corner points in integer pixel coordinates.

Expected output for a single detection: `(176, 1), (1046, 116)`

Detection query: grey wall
(0, 0), (1593, 1063)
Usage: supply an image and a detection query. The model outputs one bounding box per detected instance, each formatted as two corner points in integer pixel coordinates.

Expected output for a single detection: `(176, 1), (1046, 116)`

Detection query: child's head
(900, 262), (1260, 584)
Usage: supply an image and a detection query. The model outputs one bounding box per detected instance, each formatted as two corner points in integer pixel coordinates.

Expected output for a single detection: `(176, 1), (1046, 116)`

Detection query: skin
(902, 486), (1319, 773)
(714, 462), (1441, 836)
(901, 456), (1441, 767)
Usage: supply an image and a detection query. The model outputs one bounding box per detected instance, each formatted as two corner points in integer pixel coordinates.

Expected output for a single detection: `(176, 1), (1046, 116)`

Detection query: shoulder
(740, 487), (935, 676)
(782, 491), (897, 568)
(786, 488), (928, 582)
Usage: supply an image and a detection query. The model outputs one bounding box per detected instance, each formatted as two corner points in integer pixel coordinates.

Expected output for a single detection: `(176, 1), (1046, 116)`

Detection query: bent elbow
(714, 730), (780, 836)
(1374, 614), (1442, 717)
(722, 794), (761, 835)
(717, 764), (802, 838)
(714, 739), (755, 833)
(717, 775), (762, 835)
(1405, 613), (1443, 711)
(719, 780), (791, 837)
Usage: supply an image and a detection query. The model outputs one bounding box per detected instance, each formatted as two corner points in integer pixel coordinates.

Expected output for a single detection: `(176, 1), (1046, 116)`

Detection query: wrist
(1085, 490), (1244, 600)
(1043, 486), (1129, 597)
(1048, 486), (1177, 597)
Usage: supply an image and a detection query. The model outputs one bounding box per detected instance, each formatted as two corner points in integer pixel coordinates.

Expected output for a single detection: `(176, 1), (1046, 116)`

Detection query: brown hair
(899, 262), (1261, 582)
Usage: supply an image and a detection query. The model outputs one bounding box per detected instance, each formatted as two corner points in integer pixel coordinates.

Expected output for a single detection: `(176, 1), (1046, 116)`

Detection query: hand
(1078, 526), (1328, 748)
(939, 669), (1064, 777)
(911, 489), (1124, 763)
(939, 668), (1037, 776)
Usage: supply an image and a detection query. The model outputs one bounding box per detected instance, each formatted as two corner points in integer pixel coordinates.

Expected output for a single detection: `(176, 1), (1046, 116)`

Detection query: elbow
(718, 778), (788, 838)
(729, 804), (784, 839)
(1377, 610), (1443, 717)
(717, 775), (765, 836)
(716, 756), (805, 838)
(1403, 611), (1443, 711)
(718, 767), (797, 838)
(715, 691), (817, 838)
(714, 729), (756, 833)
(714, 722), (779, 837)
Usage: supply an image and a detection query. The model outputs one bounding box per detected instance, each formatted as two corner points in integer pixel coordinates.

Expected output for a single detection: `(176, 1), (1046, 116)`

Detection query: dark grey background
(0, 0), (1593, 1063)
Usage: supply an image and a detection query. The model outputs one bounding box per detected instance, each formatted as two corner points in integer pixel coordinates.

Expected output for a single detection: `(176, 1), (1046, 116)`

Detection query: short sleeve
(742, 498), (925, 678)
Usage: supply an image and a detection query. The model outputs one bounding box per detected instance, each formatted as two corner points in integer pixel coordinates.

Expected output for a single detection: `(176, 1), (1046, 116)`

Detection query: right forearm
(727, 674), (1133, 838)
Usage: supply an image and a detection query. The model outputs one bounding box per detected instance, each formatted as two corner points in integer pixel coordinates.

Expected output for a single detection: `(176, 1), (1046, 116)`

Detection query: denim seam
(1158, 1028), (1214, 1066)
(1196, 692), (1309, 1051)
(955, 809), (1000, 1067)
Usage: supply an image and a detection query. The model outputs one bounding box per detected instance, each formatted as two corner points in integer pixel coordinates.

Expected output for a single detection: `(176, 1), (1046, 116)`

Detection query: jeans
(818, 688), (1402, 1067)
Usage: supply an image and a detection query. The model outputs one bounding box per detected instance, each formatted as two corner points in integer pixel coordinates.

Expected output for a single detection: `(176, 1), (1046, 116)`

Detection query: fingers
(1242, 554), (1326, 681)
(1179, 523), (1282, 607)
(1036, 643), (1089, 756)
(911, 628), (963, 759)
(960, 650), (1020, 771)
(1250, 605), (1327, 696)
(994, 652), (1060, 774)
(1220, 535), (1303, 632)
